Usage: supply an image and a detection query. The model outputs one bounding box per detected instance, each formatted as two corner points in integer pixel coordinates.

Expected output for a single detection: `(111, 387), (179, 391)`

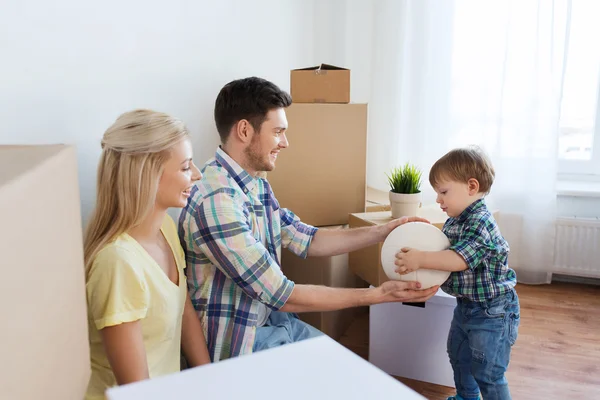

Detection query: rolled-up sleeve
(192, 188), (294, 310)
(450, 220), (496, 270)
(279, 208), (318, 259)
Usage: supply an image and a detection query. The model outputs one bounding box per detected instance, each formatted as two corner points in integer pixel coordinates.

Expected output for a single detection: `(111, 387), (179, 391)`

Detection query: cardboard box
(366, 186), (391, 212)
(280, 226), (361, 340)
(290, 64), (350, 103)
(348, 207), (499, 287)
(268, 103), (367, 227)
(0, 145), (90, 400)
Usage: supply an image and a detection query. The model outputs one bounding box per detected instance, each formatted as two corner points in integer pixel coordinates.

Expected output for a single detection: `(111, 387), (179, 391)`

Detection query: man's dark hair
(214, 77), (292, 143)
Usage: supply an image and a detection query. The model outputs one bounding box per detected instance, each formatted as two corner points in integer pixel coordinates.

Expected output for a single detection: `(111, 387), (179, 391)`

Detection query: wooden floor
(338, 282), (600, 399)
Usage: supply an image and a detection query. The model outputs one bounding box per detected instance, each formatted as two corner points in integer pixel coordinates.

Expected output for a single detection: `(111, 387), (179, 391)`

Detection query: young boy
(395, 147), (520, 400)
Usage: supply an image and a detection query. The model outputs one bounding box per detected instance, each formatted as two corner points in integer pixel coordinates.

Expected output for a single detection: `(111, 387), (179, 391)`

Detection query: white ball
(380, 222), (452, 289)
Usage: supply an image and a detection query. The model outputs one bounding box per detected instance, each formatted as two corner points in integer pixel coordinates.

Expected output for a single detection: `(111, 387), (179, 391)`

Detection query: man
(179, 77), (438, 362)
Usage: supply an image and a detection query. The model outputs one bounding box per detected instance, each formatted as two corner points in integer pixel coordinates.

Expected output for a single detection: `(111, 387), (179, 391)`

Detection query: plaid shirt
(178, 147), (317, 362)
(441, 198), (517, 302)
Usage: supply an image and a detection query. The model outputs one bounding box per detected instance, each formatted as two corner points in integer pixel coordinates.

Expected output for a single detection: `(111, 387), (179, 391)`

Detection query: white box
(369, 288), (456, 387)
(107, 336), (425, 400)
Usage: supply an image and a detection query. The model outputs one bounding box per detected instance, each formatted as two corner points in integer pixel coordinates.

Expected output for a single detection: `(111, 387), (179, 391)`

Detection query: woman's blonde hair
(83, 109), (189, 274)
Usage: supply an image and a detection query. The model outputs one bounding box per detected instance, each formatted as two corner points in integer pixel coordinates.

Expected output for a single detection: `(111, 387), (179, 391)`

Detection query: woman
(84, 109), (210, 399)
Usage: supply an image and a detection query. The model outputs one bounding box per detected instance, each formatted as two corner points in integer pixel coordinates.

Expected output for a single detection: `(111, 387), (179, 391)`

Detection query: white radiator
(553, 217), (600, 278)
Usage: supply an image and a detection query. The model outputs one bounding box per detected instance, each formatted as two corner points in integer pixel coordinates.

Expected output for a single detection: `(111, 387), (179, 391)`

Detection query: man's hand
(373, 281), (439, 304)
(378, 216), (431, 242)
(395, 247), (423, 275)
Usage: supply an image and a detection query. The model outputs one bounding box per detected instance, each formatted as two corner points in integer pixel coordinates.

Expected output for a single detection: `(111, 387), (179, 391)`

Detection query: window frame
(558, 67), (600, 179)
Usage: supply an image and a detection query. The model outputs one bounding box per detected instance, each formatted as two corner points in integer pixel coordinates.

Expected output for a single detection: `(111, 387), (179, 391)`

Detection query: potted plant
(386, 163), (422, 218)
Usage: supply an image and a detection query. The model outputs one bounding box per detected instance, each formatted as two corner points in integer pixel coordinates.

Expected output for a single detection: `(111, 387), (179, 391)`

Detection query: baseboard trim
(552, 273), (600, 286)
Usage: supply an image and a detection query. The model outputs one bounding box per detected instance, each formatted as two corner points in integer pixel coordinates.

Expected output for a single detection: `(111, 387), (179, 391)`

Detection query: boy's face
(433, 178), (481, 218)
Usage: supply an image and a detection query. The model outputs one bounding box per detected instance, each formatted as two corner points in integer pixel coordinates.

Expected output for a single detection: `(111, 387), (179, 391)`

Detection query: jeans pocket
(483, 302), (506, 319)
(509, 312), (520, 346)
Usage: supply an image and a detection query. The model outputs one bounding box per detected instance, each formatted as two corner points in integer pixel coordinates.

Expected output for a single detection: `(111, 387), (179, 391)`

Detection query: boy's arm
(420, 250), (468, 272)
(395, 248), (468, 274)
(397, 218), (493, 274)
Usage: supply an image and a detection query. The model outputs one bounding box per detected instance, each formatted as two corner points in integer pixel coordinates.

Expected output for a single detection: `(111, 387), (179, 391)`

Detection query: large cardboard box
(290, 64), (350, 103)
(348, 207), (500, 287)
(0, 145), (90, 400)
(268, 103), (367, 227)
(280, 226), (362, 340)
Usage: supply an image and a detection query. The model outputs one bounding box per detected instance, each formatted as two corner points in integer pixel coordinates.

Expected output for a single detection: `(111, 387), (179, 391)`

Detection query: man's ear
(233, 119), (254, 144)
(467, 178), (480, 195)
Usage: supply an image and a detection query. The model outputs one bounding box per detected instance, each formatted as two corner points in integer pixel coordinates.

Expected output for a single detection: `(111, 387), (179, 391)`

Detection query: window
(558, 0), (600, 177)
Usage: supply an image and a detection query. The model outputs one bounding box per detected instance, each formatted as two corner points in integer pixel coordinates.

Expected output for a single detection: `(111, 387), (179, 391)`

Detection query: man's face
(244, 108), (289, 173)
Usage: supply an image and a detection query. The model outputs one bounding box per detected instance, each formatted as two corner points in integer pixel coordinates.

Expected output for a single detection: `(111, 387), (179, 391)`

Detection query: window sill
(557, 180), (600, 198)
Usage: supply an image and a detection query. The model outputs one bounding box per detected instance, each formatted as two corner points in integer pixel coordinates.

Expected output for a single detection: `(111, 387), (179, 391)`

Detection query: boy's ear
(467, 178), (480, 195)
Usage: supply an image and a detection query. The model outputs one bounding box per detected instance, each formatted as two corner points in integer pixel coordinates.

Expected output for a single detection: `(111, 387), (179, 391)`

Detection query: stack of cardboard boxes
(267, 64), (368, 339)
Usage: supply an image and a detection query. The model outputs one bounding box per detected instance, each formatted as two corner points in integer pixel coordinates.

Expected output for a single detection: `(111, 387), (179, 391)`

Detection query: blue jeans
(447, 289), (520, 400)
(253, 311), (324, 352)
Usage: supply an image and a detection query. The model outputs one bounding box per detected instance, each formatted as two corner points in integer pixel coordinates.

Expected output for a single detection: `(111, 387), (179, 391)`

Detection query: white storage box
(107, 336), (425, 400)
(369, 288), (456, 387)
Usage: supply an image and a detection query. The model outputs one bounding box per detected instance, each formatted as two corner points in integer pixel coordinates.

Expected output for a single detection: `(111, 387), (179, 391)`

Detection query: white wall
(0, 0), (316, 223)
(2, 0), (597, 224)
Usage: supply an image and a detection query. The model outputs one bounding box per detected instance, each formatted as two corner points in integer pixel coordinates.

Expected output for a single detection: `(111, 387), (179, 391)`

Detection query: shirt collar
(215, 147), (258, 194)
(455, 198), (486, 222)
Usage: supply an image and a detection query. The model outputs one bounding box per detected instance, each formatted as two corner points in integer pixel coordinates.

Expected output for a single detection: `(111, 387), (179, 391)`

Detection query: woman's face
(156, 138), (202, 209)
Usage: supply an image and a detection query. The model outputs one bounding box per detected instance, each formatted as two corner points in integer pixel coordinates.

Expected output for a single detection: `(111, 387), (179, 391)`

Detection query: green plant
(386, 163), (422, 194)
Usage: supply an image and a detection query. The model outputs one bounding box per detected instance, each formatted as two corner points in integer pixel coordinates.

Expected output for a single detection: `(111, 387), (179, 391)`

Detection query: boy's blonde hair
(429, 146), (495, 194)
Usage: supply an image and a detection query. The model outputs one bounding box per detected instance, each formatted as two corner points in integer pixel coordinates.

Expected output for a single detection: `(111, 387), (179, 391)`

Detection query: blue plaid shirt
(178, 148), (318, 362)
(441, 199), (517, 302)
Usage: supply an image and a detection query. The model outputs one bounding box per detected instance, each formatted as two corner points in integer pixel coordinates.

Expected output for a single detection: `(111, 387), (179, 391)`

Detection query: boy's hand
(395, 247), (423, 274)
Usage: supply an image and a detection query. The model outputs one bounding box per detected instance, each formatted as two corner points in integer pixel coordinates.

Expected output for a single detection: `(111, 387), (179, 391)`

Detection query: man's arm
(280, 281), (439, 313)
(307, 216), (430, 257)
(193, 190), (295, 310)
(195, 193), (438, 313)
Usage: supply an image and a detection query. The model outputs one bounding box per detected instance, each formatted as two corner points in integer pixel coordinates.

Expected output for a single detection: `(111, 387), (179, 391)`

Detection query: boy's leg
(447, 303), (481, 400)
(468, 291), (520, 400)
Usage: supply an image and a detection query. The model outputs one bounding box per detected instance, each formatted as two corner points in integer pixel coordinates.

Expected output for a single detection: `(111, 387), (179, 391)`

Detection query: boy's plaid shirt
(441, 199), (517, 302)
(178, 147), (317, 362)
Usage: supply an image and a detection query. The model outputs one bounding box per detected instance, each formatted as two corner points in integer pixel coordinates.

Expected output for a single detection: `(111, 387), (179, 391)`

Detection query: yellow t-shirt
(85, 215), (187, 400)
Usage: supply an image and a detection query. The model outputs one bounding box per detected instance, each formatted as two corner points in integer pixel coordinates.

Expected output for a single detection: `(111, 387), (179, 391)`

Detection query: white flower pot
(389, 191), (421, 219)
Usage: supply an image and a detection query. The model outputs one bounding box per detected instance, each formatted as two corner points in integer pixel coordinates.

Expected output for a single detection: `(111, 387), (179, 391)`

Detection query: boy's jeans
(447, 289), (520, 400)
